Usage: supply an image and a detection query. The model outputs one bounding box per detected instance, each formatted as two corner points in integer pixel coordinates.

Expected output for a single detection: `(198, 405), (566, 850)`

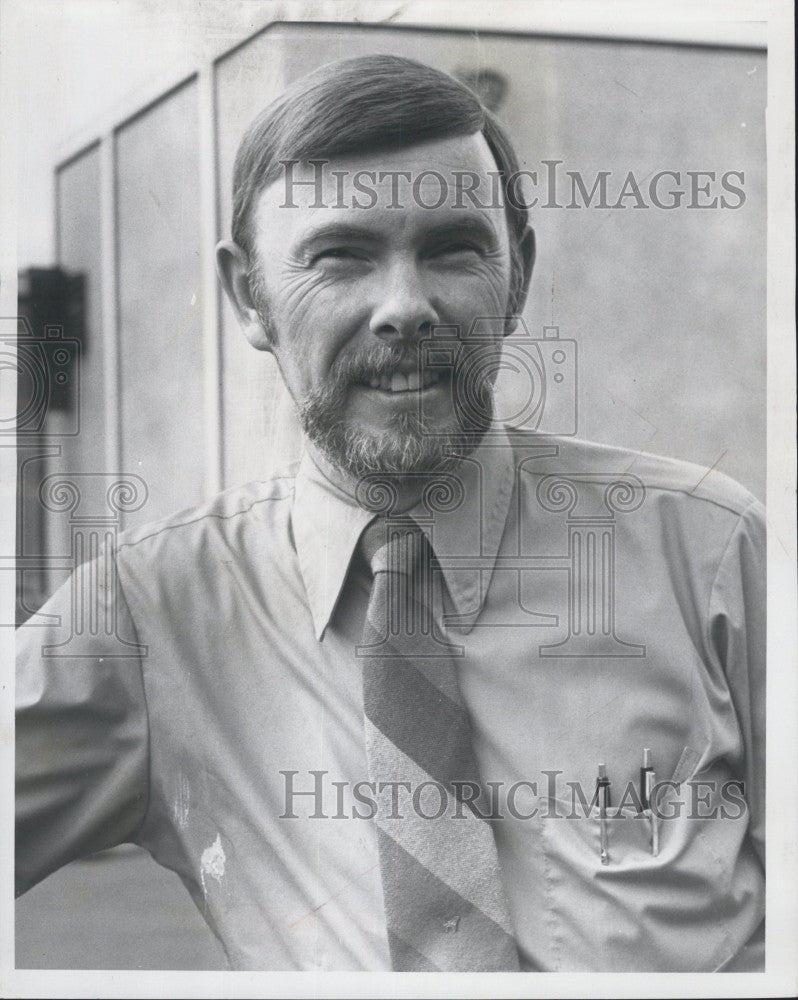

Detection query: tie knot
(359, 519), (427, 577)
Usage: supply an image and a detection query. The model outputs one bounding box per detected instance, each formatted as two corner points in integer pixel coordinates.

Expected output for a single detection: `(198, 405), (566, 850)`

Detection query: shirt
(16, 426), (765, 972)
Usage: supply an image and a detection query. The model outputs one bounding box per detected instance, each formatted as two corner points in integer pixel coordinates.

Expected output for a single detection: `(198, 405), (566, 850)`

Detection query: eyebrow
(423, 216), (500, 245)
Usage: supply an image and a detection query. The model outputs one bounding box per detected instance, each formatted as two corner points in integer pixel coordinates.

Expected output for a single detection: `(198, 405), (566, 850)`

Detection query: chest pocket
(532, 764), (764, 971)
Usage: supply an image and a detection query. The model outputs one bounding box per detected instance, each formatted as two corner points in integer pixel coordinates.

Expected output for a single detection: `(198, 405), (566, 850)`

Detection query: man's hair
(231, 54), (530, 314)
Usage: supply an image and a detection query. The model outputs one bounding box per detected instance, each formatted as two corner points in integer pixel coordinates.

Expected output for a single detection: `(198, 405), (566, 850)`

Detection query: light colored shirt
(16, 427), (765, 971)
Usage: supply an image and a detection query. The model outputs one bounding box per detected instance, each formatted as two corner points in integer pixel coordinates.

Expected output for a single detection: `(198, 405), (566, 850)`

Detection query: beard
(294, 342), (496, 480)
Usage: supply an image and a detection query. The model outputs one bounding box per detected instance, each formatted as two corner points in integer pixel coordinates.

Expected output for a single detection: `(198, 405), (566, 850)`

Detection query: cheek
(273, 271), (340, 337)
(434, 268), (510, 326)
(272, 278), (369, 381)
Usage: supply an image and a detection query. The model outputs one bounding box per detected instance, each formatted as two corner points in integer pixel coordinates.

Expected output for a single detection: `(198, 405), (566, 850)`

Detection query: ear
(215, 240), (273, 351)
(505, 226), (536, 334)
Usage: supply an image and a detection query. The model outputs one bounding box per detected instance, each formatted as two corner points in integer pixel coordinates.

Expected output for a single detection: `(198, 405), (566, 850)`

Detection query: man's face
(247, 133), (515, 479)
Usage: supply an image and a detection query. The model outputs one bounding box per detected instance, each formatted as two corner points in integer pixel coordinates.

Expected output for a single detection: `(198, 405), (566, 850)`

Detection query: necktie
(358, 517), (519, 971)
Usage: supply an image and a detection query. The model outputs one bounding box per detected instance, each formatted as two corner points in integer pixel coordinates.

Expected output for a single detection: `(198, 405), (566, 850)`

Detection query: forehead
(252, 132), (509, 246)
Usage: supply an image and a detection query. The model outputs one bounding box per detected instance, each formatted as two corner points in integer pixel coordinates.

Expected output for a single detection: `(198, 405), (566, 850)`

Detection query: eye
(431, 241), (483, 258)
(310, 247), (366, 264)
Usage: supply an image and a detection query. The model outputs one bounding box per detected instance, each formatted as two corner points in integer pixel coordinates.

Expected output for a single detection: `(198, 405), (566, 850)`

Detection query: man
(16, 55), (764, 972)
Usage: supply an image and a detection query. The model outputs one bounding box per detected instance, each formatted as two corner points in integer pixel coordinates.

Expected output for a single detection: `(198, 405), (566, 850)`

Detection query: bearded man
(16, 55), (765, 973)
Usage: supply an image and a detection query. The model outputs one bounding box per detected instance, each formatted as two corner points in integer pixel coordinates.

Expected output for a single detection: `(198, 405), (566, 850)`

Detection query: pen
(597, 764), (610, 865)
(640, 748), (659, 857)
(640, 747), (654, 809)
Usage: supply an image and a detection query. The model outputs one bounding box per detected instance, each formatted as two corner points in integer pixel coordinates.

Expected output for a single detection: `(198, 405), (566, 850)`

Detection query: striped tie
(358, 517), (519, 971)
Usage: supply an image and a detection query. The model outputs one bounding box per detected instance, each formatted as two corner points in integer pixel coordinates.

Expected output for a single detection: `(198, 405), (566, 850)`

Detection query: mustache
(329, 343), (415, 385)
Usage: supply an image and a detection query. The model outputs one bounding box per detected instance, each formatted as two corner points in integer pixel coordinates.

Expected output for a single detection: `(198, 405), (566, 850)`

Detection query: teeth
(364, 370), (441, 391)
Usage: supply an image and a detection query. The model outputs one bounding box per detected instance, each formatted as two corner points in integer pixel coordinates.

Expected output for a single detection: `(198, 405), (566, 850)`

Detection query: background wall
(12, 4), (766, 973)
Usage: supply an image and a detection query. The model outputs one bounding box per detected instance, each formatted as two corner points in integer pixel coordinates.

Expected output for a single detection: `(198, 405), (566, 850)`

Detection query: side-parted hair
(231, 54), (530, 314)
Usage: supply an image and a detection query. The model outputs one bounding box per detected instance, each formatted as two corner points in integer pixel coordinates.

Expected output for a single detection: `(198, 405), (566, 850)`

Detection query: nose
(368, 259), (439, 344)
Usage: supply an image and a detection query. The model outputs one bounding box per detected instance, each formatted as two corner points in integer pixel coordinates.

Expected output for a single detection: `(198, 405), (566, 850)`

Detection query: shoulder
(117, 462), (300, 559)
(506, 431), (762, 521)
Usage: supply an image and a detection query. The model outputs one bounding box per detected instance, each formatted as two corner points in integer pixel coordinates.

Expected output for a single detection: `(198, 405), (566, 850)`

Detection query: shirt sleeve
(708, 498), (766, 869)
(15, 553), (150, 896)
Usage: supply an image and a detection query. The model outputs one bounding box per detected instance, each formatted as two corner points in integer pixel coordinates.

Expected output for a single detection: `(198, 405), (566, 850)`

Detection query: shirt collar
(293, 450), (374, 641)
(292, 426), (516, 640)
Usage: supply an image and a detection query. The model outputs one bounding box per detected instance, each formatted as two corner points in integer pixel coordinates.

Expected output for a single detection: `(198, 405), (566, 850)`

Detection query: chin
(318, 415), (474, 480)
(299, 376), (495, 480)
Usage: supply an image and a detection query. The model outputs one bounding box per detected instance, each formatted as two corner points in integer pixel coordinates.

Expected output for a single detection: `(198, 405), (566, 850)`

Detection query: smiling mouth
(361, 370), (443, 393)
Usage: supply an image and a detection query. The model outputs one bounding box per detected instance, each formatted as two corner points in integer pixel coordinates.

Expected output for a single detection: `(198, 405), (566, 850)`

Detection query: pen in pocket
(640, 747), (658, 856)
(596, 763), (611, 865)
(640, 747), (654, 808)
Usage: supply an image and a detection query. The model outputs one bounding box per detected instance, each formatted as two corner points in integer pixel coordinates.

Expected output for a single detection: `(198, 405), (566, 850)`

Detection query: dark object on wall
(16, 268), (86, 425)
(14, 268), (86, 623)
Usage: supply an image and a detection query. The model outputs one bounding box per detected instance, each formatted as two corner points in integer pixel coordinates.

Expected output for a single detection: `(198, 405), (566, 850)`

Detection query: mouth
(359, 370), (443, 394)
